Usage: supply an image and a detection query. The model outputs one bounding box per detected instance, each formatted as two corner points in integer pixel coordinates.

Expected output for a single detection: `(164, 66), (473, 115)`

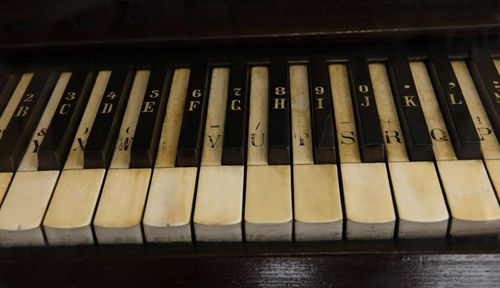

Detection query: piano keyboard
(0, 51), (499, 246)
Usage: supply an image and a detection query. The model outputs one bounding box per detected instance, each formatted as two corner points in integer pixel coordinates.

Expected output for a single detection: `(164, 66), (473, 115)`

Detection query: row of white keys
(370, 63), (449, 238)
(290, 65), (342, 241)
(244, 67), (293, 241)
(93, 70), (150, 244)
(0, 73), (68, 246)
(330, 64), (395, 240)
(142, 68), (194, 242)
(411, 61), (500, 236)
(43, 71), (110, 245)
(193, 68), (244, 241)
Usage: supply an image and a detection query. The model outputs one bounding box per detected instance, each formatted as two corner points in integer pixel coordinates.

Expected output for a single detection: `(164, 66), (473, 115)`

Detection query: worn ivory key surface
(193, 68), (244, 242)
(0, 73), (68, 246)
(244, 66), (292, 241)
(412, 61), (500, 236)
(0, 74), (33, 207)
(454, 61), (500, 199)
(370, 63), (448, 238)
(330, 64), (395, 240)
(290, 65), (342, 241)
(142, 69), (196, 242)
(42, 71), (109, 245)
(93, 70), (150, 244)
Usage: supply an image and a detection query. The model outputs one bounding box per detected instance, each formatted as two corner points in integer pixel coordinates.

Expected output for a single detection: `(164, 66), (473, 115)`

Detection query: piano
(0, 0), (499, 287)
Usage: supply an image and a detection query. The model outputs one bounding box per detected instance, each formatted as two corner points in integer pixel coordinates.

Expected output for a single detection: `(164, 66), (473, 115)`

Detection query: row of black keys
(0, 49), (499, 172)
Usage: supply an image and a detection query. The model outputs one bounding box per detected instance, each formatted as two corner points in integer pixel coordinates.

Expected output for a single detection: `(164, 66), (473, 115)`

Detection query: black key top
(130, 66), (172, 168)
(468, 48), (500, 143)
(268, 57), (291, 165)
(222, 59), (249, 165)
(176, 61), (210, 167)
(38, 69), (97, 170)
(427, 51), (481, 159)
(309, 56), (336, 164)
(0, 70), (59, 171)
(387, 51), (433, 161)
(84, 66), (135, 168)
(0, 73), (21, 118)
(348, 53), (385, 162)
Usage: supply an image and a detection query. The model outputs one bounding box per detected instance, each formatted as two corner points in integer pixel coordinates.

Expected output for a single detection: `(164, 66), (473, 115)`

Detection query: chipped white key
(370, 63), (448, 238)
(193, 68), (244, 242)
(143, 69), (197, 242)
(43, 71), (110, 245)
(93, 70), (150, 244)
(330, 64), (395, 240)
(0, 73), (68, 247)
(244, 67), (292, 241)
(412, 61), (500, 236)
(290, 65), (342, 241)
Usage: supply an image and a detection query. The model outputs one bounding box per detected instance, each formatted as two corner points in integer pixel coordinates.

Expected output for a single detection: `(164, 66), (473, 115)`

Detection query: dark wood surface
(0, 0), (500, 52)
(0, 237), (498, 287)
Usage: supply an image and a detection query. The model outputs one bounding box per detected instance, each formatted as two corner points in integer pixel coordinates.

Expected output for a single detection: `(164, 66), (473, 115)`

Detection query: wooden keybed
(0, 0), (500, 287)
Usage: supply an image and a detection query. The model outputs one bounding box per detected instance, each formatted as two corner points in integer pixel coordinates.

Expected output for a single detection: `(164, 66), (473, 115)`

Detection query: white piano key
(0, 74), (32, 205)
(43, 71), (110, 245)
(412, 61), (500, 236)
(330, 64), (395, 240)
(0, 72), (69, 247)
(244, 67), (292, 241)
(93, 70), (149, 244)
(193, 68), (244, 242)
(370, 63), (448, 238)
(143, 68), (196, 242)
(452, 60), (500, 200)
(290, 65), (342, 241)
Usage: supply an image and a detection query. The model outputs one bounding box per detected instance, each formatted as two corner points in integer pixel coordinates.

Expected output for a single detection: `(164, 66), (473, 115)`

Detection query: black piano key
(130, 66), (172, 168)
(427, 51), (481, 159)
(348, 53), (385, 162)
(37, 69), (97, 170)
(309, 56), (336, 164)
(176, 61), (211, 167)
(468, 48), (500, 143)
(268, 57), (291, 165)
(222, 59), (249, 165)
(84, 66), (135, 168)
(387, 51), (433, 161)
(0, 70), (59, 171)
(0, 73), (21, 118)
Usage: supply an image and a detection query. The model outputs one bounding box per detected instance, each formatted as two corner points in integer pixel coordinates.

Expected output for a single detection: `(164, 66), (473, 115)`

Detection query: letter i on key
(0, 72), (68, 247)
(143, 68), (195, 243)
(244, 66), (293, 241)
(331, 63), (395, 240)
(412, 61), (500, 236)
(93, 69), (153, 244)
(292, 61), (342, 241)
(43, 71), (111, 245)
(193, 67), (244, 241)
(371, 61), (448, 239)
